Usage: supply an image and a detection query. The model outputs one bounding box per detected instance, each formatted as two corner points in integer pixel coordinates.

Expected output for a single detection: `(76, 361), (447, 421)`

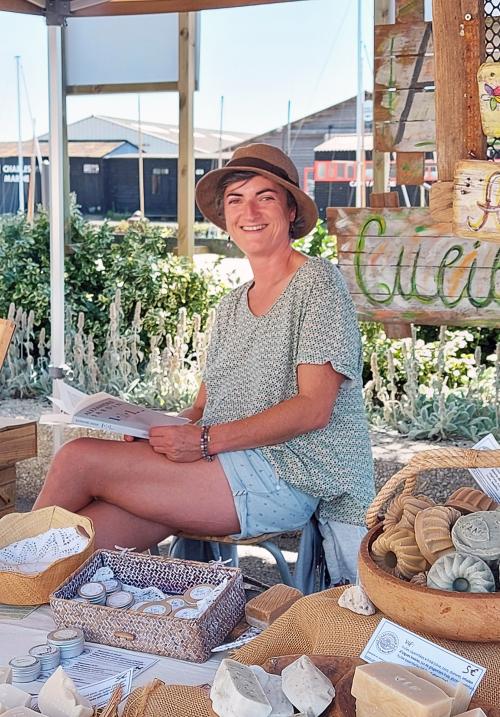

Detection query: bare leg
(34, 437), (240, 548)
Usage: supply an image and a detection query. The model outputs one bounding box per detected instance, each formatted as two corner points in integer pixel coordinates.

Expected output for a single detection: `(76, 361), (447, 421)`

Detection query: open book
(41, 382), (189, 439)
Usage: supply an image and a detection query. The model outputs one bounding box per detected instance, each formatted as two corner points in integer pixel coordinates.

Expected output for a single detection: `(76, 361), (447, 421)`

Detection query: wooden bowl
(359, 524), (500, 642)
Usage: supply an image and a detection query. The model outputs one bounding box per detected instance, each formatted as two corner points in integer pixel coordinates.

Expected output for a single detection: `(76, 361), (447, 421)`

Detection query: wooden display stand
(0, 419), (37, 517)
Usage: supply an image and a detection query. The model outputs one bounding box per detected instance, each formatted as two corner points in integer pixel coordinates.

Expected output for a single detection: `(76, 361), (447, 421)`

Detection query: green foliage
(363, 324), (500, 442)
(292, 219), (337, 261)
(0, 205), (228, 355)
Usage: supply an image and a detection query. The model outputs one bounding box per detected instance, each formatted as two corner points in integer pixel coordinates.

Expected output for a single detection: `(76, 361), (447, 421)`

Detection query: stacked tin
(28, 644), (60, 673)
(8, 656), (41, 682)
(77, 582), (107, 605)
(47, 627), (85, 659)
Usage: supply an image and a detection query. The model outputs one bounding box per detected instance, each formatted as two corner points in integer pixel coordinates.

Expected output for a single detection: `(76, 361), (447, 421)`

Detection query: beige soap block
(0, 667), (12, 684)
(0, 684), (32, 712)
(454, 710), (487, 717)
(37, 667), (93, 717)
(351, 663), (453, 717)
(245, 584), (303, 630)
(281, 655), (335, 717)
(406, 667), (470, 715)
(210, 659), (272, 717)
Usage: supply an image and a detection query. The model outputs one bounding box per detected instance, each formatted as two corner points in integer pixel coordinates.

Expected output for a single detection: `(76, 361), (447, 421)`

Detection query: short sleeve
(296, 262), (362, 382)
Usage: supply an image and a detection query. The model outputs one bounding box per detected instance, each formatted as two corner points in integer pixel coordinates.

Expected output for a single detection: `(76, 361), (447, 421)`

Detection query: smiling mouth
(240, 224), (267, 231)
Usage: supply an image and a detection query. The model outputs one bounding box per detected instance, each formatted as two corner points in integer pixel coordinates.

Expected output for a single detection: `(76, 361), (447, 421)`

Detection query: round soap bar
(427, 551), (495, 593)
(451, 510), (500, 561)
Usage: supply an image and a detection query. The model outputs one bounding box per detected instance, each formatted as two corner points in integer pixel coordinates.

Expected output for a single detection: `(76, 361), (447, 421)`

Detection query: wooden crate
(0, 420), (37, 513)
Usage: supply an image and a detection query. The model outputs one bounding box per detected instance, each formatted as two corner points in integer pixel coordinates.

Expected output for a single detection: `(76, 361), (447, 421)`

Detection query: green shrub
(0, 205), (228, 356)
(292, 219), (337, 261)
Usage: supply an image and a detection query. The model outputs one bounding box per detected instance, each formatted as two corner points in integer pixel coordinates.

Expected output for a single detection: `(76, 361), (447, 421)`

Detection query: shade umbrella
(0, 0), (299, 386)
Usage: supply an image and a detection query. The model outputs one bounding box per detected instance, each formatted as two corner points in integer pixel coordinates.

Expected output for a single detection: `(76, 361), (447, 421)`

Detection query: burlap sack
(121, 586), (500, 715)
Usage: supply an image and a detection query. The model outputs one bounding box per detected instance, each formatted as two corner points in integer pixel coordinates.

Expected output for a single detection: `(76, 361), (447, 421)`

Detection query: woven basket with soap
(0, 506), (94, 606)
(359, 447), (500, 642)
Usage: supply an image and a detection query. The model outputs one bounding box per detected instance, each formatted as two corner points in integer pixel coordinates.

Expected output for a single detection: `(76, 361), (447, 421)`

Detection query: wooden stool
(165, 531), (297, 587)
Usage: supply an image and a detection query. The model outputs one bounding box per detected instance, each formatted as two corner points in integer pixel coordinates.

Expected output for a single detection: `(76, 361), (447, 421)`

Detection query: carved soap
(446, 487), (498, 514)
(414, 505), (461, 564)
(371, 526), (428, 579)
(452, 511), (500, 561)
(399, 495), (435, 531)
(427, 551), (495, 593)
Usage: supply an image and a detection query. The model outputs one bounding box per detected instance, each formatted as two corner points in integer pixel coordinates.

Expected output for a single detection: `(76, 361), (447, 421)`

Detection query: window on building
(152, 167), (169, 195)
(195, 168), (205, 176)
(83, 164), (99, 174)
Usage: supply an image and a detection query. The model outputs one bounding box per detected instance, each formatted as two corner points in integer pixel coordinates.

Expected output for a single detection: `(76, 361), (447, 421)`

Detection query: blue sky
(0, 0), (375, 141)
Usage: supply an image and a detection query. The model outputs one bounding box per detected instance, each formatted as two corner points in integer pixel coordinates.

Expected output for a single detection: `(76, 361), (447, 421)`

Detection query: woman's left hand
(148, 425), (204, 463)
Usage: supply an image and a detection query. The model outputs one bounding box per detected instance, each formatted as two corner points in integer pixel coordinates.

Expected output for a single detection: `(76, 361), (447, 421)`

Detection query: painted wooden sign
(477, 62), (500, 138)
(327, 207), (499, 328)
(374, 21), (435, 153)
(453, 160), (500, 244)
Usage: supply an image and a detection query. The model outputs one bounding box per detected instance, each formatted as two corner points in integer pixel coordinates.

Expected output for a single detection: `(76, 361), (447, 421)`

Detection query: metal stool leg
(168, 536), (181, 557)
(259, 540), (295, 587)
(149, 543), (160, 556)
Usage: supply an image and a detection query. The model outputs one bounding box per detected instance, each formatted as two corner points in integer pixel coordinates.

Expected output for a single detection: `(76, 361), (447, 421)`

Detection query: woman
(34, 143), (374, 569)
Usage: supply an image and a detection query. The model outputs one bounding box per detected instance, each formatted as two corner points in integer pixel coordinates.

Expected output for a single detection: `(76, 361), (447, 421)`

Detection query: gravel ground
(0, 398), (477, 586)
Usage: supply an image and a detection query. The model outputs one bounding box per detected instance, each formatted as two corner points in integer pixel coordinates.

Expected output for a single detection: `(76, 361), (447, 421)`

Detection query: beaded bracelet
(200, 425), (214, 462)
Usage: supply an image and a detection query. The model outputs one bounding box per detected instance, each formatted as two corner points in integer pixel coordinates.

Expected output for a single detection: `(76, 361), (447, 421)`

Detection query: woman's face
(223, 175), (296, 256)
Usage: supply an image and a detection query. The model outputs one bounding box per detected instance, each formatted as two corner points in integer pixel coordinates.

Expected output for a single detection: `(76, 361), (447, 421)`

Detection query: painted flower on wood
(482, 82), (500, 112)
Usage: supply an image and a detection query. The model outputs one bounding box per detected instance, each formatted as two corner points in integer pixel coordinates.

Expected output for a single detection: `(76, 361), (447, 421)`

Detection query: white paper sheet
(360, 618), (486, 695)
(470, 433), (500, 502)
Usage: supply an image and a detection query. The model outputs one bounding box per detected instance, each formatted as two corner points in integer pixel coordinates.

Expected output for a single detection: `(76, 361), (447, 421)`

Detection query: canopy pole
(47, 24), (66, 383)
(177, 12), (195, 257)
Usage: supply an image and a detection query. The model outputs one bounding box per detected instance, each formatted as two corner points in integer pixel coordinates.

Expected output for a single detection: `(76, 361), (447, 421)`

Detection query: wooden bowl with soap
(359, 524), (500, 642)
(361, 447), (500, 643)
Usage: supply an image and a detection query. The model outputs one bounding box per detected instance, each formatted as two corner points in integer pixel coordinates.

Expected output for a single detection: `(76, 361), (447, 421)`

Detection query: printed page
(73, 395), (189, 438)
(470, 433), (500, 502)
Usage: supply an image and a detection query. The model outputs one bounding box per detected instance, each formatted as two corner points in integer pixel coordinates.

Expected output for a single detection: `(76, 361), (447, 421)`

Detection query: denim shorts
(218, 448), (320, 539)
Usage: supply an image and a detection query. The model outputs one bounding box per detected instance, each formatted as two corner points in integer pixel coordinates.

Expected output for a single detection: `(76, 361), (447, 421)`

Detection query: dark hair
(214, 170), (298, 231)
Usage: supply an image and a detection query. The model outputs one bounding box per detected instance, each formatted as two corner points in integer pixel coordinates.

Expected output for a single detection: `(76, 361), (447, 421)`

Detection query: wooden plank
(375, 119), (436, 152)
(477, 62), (500, 138)
(327, 207), (500, 327)
(373, 0), (392, 195)
(370, 192), (400, 208)
(374, 88), (435, 123)
(0, 480), (16, 510)
(396, 0), (424, 23)
(374, 54), (435, 90)
(0, 319), (15, 372)
(433, 0), (467, 181)
(396, 152), (425, 185)
(0, 466), (16, 486)
(375, 22), (434, 58)
(69, 0), (297, 16)
(0, 422), (37, 465)
(453, 160), (500, 244)
(177, 12), (195, 258)
(0, 505), (15, 518)
(429, 181), (454, 223)
(462, 1), (486, 160)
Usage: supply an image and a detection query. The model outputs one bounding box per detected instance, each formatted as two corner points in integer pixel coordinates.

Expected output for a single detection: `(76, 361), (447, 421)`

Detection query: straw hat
(195, 143), (318, 238)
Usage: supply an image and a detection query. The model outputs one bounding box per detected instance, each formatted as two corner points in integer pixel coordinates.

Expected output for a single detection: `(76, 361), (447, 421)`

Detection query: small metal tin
(171, 607), (201, 619)
(28, 644), (60, 672)
(9, 655), (41, 682)
(47, 627), (85, 659)
(106, 590), (135, 609)
(183, 583), (216, 605)
(77, 581), (107, 604)
(135, 600), (172, 616)
(164, 596), (189, 611)
(103, 578), (122, 595)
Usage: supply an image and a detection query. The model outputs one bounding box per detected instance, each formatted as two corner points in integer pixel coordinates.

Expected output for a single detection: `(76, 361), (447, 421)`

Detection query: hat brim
(195, 165), (318, 238)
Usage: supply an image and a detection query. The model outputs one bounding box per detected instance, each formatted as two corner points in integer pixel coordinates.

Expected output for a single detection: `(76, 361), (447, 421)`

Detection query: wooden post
(177, 12), (195, 258)
(373, 0), (392, 194)
(432, 0), (485, 181)
(0, 319), (15, 371)
(461, 0), (486, 161)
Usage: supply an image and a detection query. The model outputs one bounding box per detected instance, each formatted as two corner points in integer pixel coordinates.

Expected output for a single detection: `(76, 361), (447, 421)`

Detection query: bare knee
(49, 437), (106, 480)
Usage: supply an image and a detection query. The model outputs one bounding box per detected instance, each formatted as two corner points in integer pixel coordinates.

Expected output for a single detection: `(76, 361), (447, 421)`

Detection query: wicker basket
(0, 506), (94, 606)
(359, 447), (500, 642)
(50, 549), (245, 662)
